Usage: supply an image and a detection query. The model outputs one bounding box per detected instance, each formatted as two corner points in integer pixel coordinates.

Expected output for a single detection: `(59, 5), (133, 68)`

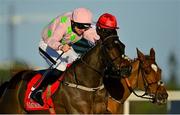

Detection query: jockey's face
(74, 27), (88, 36)
(71, 20), (91, 36)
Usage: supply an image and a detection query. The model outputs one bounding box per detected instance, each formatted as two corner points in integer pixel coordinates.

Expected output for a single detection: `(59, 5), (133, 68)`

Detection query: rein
(80, 57), (103, 76)
(123, 59), (160, 101)
(124, 78), (155, 100)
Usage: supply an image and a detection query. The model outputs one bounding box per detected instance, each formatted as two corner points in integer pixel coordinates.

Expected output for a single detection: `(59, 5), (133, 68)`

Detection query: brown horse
(105, 48), (168, 114)
(0, 35), (126, 114)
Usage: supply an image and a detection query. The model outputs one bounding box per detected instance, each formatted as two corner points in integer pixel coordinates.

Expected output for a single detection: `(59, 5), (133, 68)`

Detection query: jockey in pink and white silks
(30, 7), (100, 106)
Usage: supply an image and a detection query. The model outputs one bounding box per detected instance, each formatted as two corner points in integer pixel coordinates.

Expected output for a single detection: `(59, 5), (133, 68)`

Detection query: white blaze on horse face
(151, 64), (158, 72)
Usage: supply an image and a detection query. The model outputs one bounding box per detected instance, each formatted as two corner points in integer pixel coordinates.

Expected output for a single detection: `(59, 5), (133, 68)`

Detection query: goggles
(72, 21), (91, 29)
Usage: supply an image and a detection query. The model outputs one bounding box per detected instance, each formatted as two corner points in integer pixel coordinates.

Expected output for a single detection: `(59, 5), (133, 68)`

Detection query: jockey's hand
(61, 44), (71, 52)
(120, 65), (132, 78)
(83, 28), (100, 43)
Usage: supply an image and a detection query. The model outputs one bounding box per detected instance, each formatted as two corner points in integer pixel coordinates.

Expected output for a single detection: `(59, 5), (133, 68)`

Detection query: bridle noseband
(124, 58), (164, 101)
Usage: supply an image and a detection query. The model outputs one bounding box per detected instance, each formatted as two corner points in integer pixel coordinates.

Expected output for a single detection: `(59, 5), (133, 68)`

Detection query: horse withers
(106, 48), (168, 114)
(0, 35), (126, 114)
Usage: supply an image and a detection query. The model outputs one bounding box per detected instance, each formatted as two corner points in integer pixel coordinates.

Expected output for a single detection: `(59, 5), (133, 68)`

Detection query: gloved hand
(120, 65), (132, 77)
(59, 44), (71, 52)
(119, 55), (132, 77)
(122, 54), (132, 62)
(83, 28), (100, 43)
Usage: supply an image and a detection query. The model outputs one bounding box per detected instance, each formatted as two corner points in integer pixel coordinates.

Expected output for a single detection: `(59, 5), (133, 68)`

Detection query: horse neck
(82, 43), (105, 72)
(129, 59), (146, 90)
(69, 43), (105, 87)
(118, 60), (144, 103)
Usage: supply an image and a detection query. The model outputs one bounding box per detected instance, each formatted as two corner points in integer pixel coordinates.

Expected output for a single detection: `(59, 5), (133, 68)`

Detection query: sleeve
(72, 38), (94, 55)
(83, 27), (100, 43)
(44, 18), (66, 50)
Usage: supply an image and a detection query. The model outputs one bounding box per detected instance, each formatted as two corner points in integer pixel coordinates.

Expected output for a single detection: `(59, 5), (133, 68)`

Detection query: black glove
(120, 65), (132, 78)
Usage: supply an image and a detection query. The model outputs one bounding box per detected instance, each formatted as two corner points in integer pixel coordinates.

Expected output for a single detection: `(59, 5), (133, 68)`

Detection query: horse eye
(114, 40), (119, 44)
(158, 80), (164, 86)
(145, 69), (150, 74)
(151, 64), (158, 72)
(97, 26), (101, 30)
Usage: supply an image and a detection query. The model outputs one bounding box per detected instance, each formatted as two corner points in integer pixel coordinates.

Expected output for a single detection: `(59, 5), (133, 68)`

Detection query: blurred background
(0, 0), (179, 114)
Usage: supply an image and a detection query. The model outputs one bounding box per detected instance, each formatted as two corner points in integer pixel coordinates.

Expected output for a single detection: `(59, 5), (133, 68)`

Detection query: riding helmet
(96, 13), (119, 29)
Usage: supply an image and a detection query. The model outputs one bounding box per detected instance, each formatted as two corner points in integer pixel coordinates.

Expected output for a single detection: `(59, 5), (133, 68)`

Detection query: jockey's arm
(47, 27), (65, 50)
(83, 26), (100, 43)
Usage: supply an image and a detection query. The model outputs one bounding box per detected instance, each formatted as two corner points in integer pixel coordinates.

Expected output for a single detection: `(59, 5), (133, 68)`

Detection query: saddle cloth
(24, 73), (63, 111)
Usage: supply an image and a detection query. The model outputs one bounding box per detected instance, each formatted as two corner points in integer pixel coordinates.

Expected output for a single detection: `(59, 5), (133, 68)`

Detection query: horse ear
(150, 48), (155, 59)
(137, 48), (144, 61)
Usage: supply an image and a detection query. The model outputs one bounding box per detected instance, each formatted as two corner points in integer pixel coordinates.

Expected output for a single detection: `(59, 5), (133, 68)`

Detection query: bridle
(124, 58), (164, 102)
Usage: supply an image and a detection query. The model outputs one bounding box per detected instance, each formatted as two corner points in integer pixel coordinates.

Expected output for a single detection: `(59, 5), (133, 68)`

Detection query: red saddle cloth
(24, 73), (62, 111)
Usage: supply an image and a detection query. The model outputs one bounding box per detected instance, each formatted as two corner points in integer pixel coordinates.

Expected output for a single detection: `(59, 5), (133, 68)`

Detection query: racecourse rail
(124, 90), (180, 114)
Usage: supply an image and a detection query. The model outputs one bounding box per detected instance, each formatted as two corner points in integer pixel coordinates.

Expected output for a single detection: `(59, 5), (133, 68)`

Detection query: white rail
(124, 90), (180, 114)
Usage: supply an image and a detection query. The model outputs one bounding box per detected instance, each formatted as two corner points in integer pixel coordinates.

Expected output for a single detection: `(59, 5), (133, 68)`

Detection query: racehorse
(0, 35), (125, 114)
(105, 48), (168, 114)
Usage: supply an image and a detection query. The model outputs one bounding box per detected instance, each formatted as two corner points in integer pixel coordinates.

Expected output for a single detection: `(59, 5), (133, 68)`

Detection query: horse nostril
(158, 80), (164, 86)
(159, 93), (168, 100)
(164, 93), (168, 99)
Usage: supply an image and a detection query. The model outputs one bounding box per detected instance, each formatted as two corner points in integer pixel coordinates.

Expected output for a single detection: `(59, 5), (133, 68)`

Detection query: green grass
(130, 101), (167, 114)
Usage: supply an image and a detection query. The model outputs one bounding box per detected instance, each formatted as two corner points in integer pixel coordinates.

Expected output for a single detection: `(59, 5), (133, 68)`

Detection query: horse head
(106, 48), (168, 114)
(100, 35), (127, 77)
(129, 48), (168, 104)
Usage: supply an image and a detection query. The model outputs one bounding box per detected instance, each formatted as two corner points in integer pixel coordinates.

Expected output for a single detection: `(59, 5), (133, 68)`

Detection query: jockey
(96, 13), (132, 77)
(96, 13), (119, 40)
(30, 7), (100, 106)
